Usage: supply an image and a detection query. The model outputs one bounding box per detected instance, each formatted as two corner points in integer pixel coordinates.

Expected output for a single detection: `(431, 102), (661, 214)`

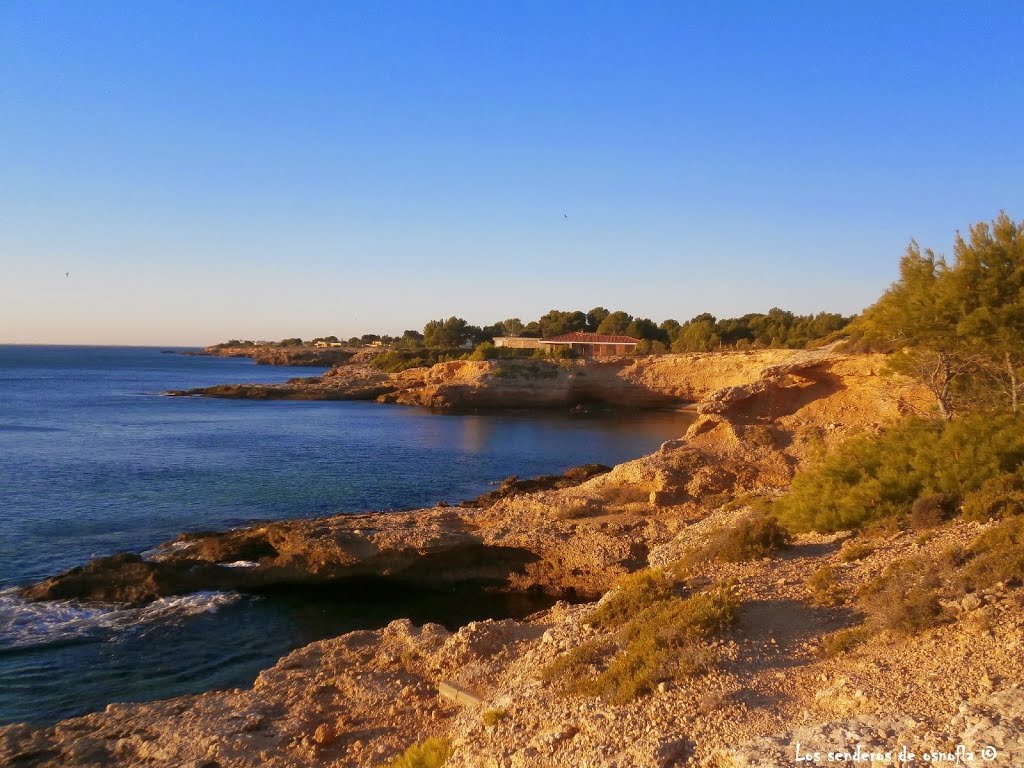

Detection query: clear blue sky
(1, 1), (1022, 345)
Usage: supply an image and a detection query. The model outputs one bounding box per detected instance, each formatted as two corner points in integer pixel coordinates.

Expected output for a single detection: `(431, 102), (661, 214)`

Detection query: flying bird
(65, 273), (69, 277)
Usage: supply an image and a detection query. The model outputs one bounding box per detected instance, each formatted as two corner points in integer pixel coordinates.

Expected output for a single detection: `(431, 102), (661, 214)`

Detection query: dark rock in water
(18, 552), (244, 605)
(18, 510), (569, 605)
(18, 466), (644, 604)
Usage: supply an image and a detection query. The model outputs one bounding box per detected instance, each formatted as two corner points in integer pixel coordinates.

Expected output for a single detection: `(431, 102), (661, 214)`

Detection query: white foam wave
(140, 540), (194, 560)
(0, 589), (242, 651)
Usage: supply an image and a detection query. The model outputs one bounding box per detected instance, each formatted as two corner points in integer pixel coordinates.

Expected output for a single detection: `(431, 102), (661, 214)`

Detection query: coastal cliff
(9, 352), (1022, 767)
(169, 347), (855, 412)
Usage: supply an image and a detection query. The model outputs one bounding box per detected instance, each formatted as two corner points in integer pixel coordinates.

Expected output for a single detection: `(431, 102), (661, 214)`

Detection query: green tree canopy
(856, 212), (1024, 417)
(500, 318), (525, 337)
(423, 317), (472, 349)
(625, 317), (662, 341)
(538, 309), (588, 337)
(586, 307), (610, 332)
(596, 310), (634, 335)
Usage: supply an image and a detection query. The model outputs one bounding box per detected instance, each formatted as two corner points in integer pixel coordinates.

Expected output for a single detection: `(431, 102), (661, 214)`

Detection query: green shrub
(909, 493), (957, 529)
(371, 349), (429, 373)
(818, 626), (870, 658)
(777, 414), (1024, 533)
(482, 709), (507, 726)
(468, 342), (497, 361)
(543, 573), (738, 704)
(386, 737), (453, 768)
(858, 549), (964, 635)
(631, 339), (668, 356)
(961, 471), (1024, 522)
(720, 494), (772, 514)
(588, 568), (678, 629)
(494, 360), (561, 379)
(807, 565), (849, 607)
(682, 512), (791, 567)
(580, 586), (738, 704)
(466, 343), (537, 362)
(540, 637), (614, 683)
(961, 517), (1024, 590)
(838, 541), (875, 562)
(532, 346), (579, 360)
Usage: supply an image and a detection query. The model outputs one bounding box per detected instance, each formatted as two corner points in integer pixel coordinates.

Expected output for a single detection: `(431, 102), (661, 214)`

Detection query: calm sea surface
(0, 346), (690, 725)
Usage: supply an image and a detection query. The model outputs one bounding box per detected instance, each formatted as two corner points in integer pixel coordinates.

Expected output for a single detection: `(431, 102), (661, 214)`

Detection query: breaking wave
(0, 589), (242, 653)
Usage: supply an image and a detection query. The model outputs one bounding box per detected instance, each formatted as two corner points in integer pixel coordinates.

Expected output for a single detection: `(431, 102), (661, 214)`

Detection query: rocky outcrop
(186, 345), (358, 366)
(166, 364), (397, 400)
(20, 467), (613, 605)
(463, 464), (612, 508)
(170, 347), (858, 412)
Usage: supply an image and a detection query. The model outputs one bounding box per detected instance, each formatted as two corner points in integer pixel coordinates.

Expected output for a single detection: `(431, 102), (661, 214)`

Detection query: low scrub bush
(857, 548), (965, 635)
(631, 339), (668, 356)
(588, 568), (677, 629)
(482, 709), (507, 726)
(682, 512), (791, 567)
(540, 637), (614, 683)
(493, 360), (561, 379)
(909, 493), (957, 529)
(961, 471), (1024, 522)
(961, 516), (1024, 590)
(807, 565), (849, 607)
(818, 626), (870, 658)
(838, 541), (875, 562)
(836, 519), (1024, 638)
(386, 737), (453, 768)
(776, 414), (1024, 533)
(543, 570), (738, 704)
(468, 342), (497, 361)
(467, 343), (536, 362)
(529, 346), (579, 360)
(371, 349), (429, 373)
(720, 494), (772, 514)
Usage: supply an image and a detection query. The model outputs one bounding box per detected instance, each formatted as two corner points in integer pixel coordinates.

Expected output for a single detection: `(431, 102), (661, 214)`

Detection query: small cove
(0, 346), (692, 725)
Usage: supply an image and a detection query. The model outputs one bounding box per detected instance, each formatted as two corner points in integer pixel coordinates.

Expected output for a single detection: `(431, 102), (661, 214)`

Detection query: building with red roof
(492, 332), (640, 357)
(540, 332), (639, 357)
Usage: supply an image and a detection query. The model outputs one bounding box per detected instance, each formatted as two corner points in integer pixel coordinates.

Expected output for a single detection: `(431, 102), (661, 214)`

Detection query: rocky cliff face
(172, 347), (867, 412)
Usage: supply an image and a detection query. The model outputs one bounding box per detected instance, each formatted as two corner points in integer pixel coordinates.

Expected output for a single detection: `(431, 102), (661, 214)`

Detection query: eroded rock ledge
(167, 348), (849, 411)
(26, 351), (923, 610)
(20, 465), (615, 605)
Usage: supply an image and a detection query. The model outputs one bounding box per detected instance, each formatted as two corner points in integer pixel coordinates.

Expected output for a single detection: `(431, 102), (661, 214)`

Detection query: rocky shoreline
(183, 344), (359, 367)
(167, 348), (847, 412)
(20, 464), (615, 606)
(7, 350), (1022, 767)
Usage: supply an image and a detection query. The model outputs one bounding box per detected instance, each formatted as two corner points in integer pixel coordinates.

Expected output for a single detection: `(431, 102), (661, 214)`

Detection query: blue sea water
(0, 346), (690, 725)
